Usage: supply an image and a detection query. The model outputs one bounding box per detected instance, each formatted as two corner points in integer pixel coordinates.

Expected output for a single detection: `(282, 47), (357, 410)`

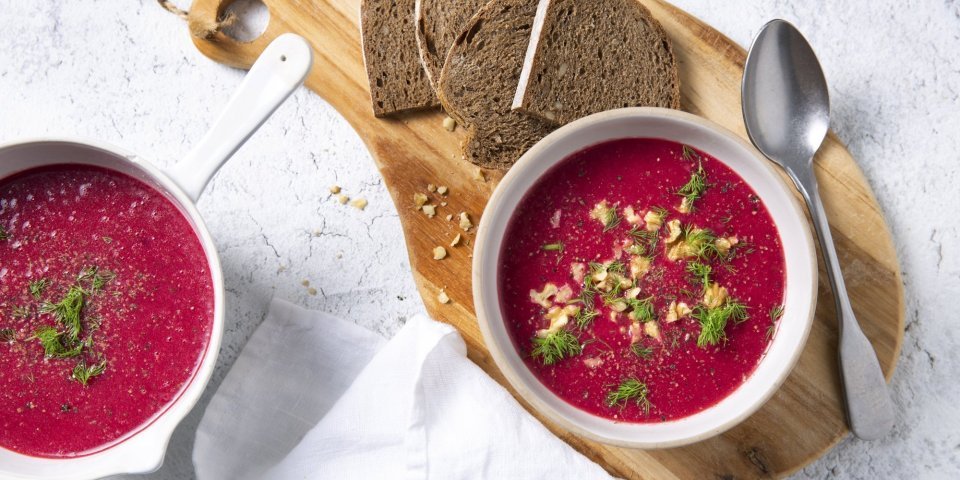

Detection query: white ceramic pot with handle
(0, 33), (312, 480)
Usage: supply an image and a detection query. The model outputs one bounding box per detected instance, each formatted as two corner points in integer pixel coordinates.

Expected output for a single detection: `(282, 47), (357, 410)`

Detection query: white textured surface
(0, 1), (956, 478)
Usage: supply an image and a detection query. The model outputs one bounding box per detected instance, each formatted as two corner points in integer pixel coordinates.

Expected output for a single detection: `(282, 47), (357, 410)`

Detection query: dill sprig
(628, 226), (659, 254)
(574, 308), (600, 330)
(29, 279), (48, 300)
(766, 304), (784, 340)
(32, 326), (83, 358)
(531, 330), (582, 365)
(686, 261), (712, 287)
(631, 344), (653, 359)
(692, 300), (749, 347)
(682, 144), (701, 162)
(77, 266), (116, 294)
(0, 328), (15, 343)
(676, 160), (709, 211)
(41, 286), (86, 342)
(541, 242), (564, 252)
(11, 305), (30, 319)
(72, 359), (107, 386)
(625, 296), (655, 323)
(605, 378), (652, 413)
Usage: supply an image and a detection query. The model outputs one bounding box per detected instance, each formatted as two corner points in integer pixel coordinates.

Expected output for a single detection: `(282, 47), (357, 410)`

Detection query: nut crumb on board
(350, 198), (368, 210)
(433, 246), (447, 260)
(442, 117), (457, 132)
(307, 287), (318, 296)
(427, 184), (437, 193)
(437, 290), (451, 304)
(336, 194), (349, 205)
(301, 279), (310, 287)
(414, 193), (429, 208)
(329, 185), (341, 194)
(422, 204), (437, 217)
(445, 214), (453, 221)
(450, 233), (462, 247)
(473, 168), (486, 183)
(459, 212), (473, 231)
(437, 185), (448, 195)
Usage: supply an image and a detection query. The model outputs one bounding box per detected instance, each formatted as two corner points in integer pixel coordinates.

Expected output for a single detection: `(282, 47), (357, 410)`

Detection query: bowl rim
(0, 137), (225, 478)
(472, 107), (817, 448)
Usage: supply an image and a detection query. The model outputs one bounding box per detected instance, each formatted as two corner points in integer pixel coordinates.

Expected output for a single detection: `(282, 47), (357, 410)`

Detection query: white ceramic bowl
(473, 108), (817, 448)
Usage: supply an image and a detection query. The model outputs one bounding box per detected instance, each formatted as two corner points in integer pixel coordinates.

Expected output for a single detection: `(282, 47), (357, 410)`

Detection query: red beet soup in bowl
(473, 108), (817, 448)
(0, 34), (311, 479)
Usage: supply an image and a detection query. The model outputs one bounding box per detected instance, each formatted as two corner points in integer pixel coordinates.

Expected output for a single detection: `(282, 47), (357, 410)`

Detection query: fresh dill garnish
(766, 304), (785, 340)
(676, 160), (709, 211)
(32, 326), (83, 358)
(720, 213), (733, 224)
(531, 330), (582, 366)
(11, 305), (30, 319)
(605, 261), (626, 275)
(686, 261), (712, 287)
(0, 328), (15, 342)
(631, 344), (653, 359)
(598, 206), (620, 232)
(625, 296), (655, 323)
(683, 227), (723, 260)
(72, 359), (106, 386)
(681, 144), (700, 162)
(541, 242), (564, 252)
(41, 286), (86, 342)
(29, 279), (48, 300)
(575, 308), (600, 330)
(77, 266), (116, 294)
(605, 378), (652, 413)
(628, 226), (659, 253)
(692, 300), (749, 347)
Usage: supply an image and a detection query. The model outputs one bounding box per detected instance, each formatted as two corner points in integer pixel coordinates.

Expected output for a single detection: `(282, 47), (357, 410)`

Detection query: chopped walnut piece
(715, 236), (739, 256)
(665, 301), (692, 323)
(329, 185), (341, 194)
(529, 283), (560, 308)
(677, 197), (692, 214)
(438, 290), (451, 304)
(422, 205), (437, 217)
(623, 206), (643, 225)
(537, 305), (580, 337)
(570, 263), (586, 283)
(450, 233), (462, 247)
(437, 185), (448, 195)
(665, 219), (682, 243)
(583, 357), (604, 369)
(643, 321), (661, 341)
(473, 168), (486, 183)
(629, 256), (651, 280)
(427, 184), (437, 193)
(628, 322), (643, 344)
(703, 283), (729, 309)
(432, 246), (447, 260)
(445, 214), (453, 221)
(336, 194), (350, 205)
(644, 210), (664, 231)
(555, 284), (574, 304)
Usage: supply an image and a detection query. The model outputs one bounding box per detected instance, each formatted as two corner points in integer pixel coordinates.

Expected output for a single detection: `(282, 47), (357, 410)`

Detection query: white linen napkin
(193, 298), (612, 480)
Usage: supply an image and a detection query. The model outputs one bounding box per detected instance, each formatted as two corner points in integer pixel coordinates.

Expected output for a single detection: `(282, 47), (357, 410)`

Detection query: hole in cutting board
(222, 0), (269, 43)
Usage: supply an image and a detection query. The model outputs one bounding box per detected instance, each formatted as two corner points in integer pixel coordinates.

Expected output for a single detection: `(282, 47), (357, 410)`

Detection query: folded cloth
(193, 298), (612, 480)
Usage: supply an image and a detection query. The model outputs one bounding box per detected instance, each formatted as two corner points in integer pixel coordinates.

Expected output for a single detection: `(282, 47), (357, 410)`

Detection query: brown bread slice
(361, 0), (439, 117)
(512, 0), (681, 124)
(437, 0), (556, 169)
(414, 0), (488, 94)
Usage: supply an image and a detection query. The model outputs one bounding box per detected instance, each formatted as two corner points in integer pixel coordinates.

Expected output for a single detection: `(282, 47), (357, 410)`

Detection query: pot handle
(167, 33), (313, 202)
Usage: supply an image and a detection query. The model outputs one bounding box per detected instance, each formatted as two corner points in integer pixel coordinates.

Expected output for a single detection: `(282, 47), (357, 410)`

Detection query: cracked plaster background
(0, 0), (957, 478)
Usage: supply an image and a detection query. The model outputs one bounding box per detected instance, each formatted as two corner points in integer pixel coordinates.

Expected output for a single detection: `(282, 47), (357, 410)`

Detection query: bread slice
(414, 0), (488, 93)
(361, 0), (439, 117)
(437, 0), (556, 169)
(512, 0), (680, 124)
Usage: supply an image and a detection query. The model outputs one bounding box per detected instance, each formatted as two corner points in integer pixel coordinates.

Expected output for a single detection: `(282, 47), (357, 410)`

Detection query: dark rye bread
(512, 0), (680, 124)
(437, 0), (556, 169)
(361, 0), (438, 117)
(414, 0), (488, 93)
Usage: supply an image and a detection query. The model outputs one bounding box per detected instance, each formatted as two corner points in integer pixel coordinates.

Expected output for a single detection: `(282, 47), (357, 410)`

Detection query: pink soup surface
(499, 138), (786, 422)
(0, 165), (214, 457)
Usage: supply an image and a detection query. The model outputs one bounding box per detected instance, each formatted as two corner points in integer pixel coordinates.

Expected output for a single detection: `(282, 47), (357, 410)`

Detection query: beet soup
(499, 138), (786, 423)
(0, 165), (214, 457)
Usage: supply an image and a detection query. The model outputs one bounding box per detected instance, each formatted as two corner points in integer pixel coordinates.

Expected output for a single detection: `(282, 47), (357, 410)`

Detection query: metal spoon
(742, 19), (895, 440)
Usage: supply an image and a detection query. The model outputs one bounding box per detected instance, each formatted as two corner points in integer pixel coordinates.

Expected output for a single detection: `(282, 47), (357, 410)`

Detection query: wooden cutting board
(184, 0), (905, 477)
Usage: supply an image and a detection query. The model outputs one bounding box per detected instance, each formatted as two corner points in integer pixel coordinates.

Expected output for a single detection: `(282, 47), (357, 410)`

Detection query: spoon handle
(791, 166), (896, 440)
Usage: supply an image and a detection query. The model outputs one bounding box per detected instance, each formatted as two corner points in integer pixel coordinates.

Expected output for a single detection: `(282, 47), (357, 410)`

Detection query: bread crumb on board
(433, 246), (447, 260)
(438, 290), (451, 304)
